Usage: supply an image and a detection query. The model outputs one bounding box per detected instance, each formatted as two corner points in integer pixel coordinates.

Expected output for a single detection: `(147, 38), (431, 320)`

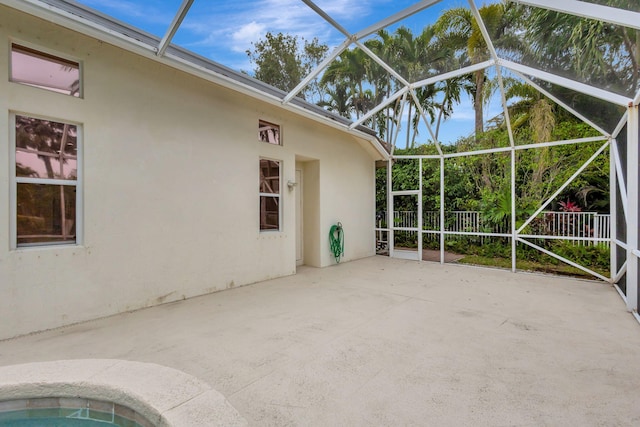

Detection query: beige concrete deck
(1, 256), (639, 426)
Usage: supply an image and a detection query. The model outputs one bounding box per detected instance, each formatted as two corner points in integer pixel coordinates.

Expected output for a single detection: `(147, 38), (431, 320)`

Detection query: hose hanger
(329, 222), (344, 263)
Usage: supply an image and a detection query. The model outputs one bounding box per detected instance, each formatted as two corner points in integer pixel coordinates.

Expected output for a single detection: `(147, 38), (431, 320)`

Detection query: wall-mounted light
(287, 180), (298, 191)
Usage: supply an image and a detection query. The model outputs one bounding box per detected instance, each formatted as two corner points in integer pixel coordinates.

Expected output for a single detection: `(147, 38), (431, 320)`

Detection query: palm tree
(433, 3), (511, 136)
(321, 39), (399, 137)
(433, 77), (463, 141)
(321, 49), (369, 119)
(392, 26), (431, 148)
(364, 30), (402, 142)
(318, 83), (353, 118)
(502, 78), (556, 143)
(519, 2), (638, 95)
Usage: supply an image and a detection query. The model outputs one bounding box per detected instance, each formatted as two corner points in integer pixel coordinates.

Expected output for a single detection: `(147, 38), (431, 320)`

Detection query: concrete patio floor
(1, 256), (639, 426)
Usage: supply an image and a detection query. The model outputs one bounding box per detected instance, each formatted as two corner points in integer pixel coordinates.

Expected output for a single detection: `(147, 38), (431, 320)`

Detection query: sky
(75, 0), (504, 146)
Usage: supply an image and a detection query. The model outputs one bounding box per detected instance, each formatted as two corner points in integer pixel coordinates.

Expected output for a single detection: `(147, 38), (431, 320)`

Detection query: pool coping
(0, 359), (247, 426)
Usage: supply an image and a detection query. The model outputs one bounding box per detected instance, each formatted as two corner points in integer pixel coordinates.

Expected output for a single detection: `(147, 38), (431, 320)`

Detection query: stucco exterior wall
(0, 6), (378, 339)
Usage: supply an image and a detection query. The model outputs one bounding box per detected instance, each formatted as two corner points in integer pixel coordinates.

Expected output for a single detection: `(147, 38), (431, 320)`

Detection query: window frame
(258, 120), (281, 146)
(9, 112), (83, 249)
(9, 42), (83, 98)
(259, 158), (282, 232)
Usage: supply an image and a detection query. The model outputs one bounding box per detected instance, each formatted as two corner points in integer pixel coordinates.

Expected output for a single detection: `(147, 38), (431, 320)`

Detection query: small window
(259, 159), (281, 231)
(13, 114), (80, 247)
(10, 44), (81, 97)
(259, 120), (281, 145)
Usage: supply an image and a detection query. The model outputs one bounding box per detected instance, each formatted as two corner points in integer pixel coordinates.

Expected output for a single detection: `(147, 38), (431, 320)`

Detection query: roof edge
(3, 0), (389, 159)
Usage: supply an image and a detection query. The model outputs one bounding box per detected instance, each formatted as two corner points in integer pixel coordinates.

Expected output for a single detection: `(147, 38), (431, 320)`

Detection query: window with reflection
(14, 115), (79, 246)
(10, 44), (81, 97)
(259, 120), (281, 145)
(259, 159), (280, 231)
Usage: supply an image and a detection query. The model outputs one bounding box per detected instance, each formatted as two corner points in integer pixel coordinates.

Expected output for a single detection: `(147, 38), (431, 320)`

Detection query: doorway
(295, 168), (303, 266)
(391, 192), (421, 260)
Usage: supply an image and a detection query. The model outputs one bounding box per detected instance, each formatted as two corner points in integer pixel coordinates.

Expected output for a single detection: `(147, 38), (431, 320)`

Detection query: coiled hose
(329, 222), (344, 263)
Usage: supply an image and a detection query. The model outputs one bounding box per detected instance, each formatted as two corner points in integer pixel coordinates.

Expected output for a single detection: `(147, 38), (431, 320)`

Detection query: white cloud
(232, 21), (267, 52)
(448, 104), (476, 122)
(175, 0), (383, 65)
(79, 0), (424, 78)
(80, 0), (172, 22)
(314, 0), (371, 19)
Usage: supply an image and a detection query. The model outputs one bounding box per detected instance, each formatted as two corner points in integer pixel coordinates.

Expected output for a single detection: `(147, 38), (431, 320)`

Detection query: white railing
(540, 211), (610, 242)
(378, 211), (610, 246)
(393, 210), (418, 228)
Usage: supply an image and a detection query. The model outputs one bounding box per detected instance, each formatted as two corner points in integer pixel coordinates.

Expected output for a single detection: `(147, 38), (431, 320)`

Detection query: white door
(295, 169), (304, 266)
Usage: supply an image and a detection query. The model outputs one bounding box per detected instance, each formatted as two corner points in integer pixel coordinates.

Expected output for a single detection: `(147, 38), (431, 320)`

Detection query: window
(13, 114), (80, 247)
(259, 159), (281, 231)
(10, 44), (81, 97)
(258, 120), (280, 145)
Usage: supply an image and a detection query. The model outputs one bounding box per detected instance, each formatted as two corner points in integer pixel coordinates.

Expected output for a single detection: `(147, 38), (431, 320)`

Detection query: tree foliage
(248, 3), (619, 218)
(246, 2), (623, 273)
(517, 3), (639, 95)
(246, 32), (328, 100)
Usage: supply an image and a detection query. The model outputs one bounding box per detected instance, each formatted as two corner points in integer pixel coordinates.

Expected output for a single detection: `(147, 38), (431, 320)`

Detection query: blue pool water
(0, 408), (143, 426)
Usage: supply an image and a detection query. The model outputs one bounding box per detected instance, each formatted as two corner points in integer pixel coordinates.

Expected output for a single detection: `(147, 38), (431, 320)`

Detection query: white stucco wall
(0, 6), (380, 340)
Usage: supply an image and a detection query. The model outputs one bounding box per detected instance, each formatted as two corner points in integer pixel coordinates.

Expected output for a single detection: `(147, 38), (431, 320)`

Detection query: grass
(457, 255), (608, 280)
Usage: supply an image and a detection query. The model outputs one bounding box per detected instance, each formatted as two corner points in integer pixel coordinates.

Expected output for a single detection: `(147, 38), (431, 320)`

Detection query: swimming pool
(0, 360), (248, 426)
(0, 398), (148, 427)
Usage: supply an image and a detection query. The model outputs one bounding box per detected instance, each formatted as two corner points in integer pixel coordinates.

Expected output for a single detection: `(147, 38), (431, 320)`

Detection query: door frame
(295, 168), (304, 266)
(391, 190), (421, 260)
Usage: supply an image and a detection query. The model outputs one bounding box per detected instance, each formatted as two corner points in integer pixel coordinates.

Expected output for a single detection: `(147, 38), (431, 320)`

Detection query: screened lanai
(6, 0), (639, 323)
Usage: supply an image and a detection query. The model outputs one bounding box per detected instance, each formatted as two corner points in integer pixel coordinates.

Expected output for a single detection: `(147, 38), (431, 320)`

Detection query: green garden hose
(329, 222), (344, 263)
